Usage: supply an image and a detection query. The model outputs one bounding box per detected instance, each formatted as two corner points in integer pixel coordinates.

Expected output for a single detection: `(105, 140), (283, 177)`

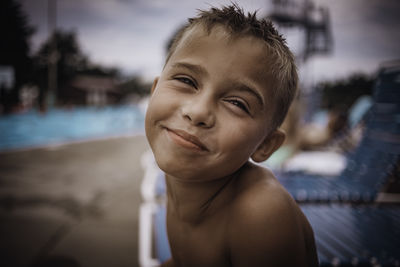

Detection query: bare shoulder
(231, 162), (298, 217)
(227, 162), (318, 267)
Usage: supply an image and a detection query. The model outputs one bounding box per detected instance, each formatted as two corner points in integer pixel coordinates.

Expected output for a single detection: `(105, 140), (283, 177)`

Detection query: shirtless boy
(145, 4), (318, 267)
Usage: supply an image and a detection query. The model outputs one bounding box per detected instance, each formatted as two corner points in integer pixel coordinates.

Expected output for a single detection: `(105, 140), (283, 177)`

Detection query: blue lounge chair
(277, 62), (400, 203)
(145, 203), (400, 266)
(302, 204), (400, 266)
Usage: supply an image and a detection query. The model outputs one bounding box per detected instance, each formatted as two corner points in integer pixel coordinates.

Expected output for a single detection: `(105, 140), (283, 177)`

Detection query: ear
(251, 129), (286, 163)
(150, 77), (159, 94)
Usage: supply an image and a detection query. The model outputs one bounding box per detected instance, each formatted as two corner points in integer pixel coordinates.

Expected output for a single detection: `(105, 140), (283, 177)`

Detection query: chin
(153, 155), (200, 181)
(153, 151), (185, 177)
(157, 156), (246, 183)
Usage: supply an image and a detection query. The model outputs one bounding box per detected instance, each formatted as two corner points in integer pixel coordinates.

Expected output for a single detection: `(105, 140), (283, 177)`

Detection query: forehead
(173, 24), (269, 63)
(167, 24), (274, 95)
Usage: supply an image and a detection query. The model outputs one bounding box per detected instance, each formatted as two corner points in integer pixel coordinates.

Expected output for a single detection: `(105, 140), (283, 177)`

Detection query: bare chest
(166, 212), (231, 267)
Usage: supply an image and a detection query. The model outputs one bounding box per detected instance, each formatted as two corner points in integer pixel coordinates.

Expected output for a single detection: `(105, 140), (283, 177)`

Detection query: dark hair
(166, 4), (298, 130)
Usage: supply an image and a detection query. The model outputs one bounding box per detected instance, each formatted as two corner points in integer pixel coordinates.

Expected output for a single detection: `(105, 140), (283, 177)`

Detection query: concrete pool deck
(0, 135), (149, 267)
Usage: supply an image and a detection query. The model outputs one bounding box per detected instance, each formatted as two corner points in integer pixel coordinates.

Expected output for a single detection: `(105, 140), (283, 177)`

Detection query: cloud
(19, 0), (400, 83)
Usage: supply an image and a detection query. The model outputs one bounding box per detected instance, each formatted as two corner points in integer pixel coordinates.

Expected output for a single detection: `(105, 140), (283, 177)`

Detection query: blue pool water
(0, 105), (145, 151)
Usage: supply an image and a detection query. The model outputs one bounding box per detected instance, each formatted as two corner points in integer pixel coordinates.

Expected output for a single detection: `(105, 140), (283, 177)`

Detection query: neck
(165, 171), (238, 224)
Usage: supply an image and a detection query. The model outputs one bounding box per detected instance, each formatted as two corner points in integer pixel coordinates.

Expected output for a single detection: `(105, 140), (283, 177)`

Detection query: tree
(317, 73), (374, 112)
(32, 30), (89, 108)
(32, 30), (131, 107)
(118, 76), (151, 97)
(0, 0), (34, 113)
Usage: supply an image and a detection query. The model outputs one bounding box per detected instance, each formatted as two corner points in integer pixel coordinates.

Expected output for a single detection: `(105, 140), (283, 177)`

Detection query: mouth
(164, 127), (209, 152)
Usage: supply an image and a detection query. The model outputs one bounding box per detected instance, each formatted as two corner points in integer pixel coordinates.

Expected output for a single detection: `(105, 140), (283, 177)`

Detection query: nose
(181, 92), (215, 128)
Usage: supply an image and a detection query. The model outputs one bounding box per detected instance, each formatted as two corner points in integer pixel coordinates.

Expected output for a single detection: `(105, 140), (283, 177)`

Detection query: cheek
(145, 90), (182, 145)
(146, 91), (174, 122)
(219, 123), (263, 158)
(145, 95), (164, 141)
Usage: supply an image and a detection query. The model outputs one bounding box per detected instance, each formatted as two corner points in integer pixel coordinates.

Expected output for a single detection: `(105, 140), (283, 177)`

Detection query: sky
(19, 0), (400, 85)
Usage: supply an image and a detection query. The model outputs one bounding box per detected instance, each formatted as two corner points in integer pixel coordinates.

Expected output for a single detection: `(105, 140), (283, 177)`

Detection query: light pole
(47, 0), (57, 109)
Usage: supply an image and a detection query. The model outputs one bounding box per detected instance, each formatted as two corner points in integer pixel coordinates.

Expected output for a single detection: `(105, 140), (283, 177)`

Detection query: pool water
(0, 105), (145, 151)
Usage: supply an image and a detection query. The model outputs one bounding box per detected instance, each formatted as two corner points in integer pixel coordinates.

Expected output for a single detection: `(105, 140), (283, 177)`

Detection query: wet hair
(165, 4), (298, 130)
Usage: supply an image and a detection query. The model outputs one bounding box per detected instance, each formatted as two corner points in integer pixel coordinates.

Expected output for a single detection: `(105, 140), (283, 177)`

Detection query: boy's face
(145, 25), (276, 180)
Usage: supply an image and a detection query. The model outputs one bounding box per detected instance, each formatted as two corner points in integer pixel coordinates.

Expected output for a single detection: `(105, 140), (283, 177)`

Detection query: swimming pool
(0, 105), (145, 151)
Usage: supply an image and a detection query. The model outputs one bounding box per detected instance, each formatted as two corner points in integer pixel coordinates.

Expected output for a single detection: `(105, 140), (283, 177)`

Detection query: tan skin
(145, 25), (318, 267)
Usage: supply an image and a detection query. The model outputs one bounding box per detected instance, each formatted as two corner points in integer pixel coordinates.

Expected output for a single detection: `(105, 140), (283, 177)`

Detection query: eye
(227, 99), (250, 114)
(174, 76), (197, 89)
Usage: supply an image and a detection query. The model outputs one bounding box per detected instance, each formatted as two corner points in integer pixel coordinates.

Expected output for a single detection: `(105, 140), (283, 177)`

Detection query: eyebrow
(234, 82), (265, 108)
(171, 62), (264, 108)
(171, 62), (208, 77)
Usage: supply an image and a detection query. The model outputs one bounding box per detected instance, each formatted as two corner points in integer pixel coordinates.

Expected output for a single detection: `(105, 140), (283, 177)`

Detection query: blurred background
(0, 0), (399, 266)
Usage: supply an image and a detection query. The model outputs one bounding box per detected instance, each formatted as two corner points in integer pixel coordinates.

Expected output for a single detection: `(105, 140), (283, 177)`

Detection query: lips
(165, 127), (209, 151)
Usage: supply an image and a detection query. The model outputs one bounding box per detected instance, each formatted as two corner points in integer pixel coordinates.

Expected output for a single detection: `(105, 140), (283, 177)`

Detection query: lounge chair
(278, 62), (400, 203)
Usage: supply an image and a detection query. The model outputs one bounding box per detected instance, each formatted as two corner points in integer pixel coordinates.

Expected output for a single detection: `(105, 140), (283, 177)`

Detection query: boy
(145, 4), (318, 267)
